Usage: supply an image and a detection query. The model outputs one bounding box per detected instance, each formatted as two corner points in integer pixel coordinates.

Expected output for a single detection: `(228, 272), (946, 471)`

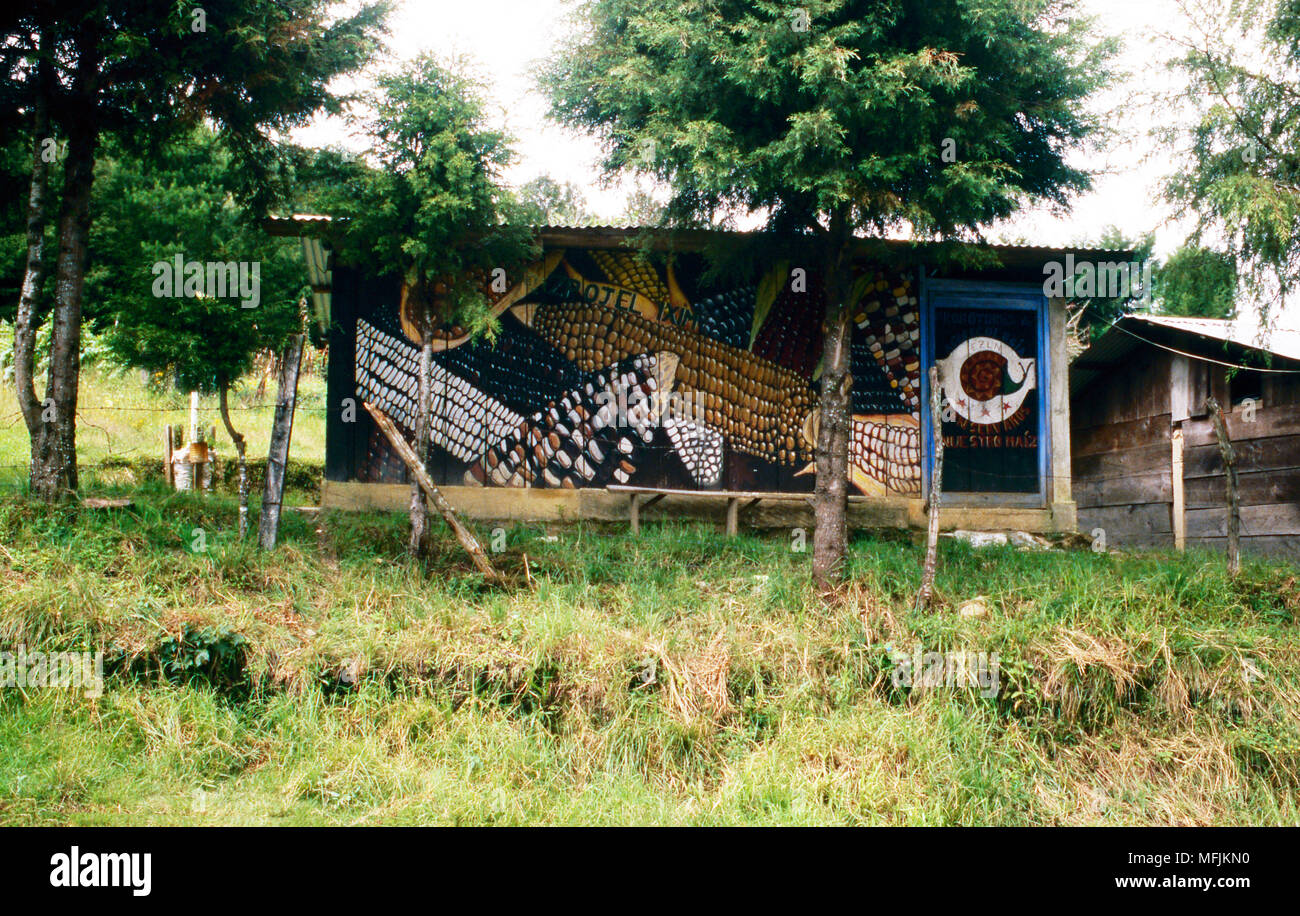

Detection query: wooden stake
(163, 424), (174, 488)
(219, 385), (249, 540)
(1205, 397), (1240, 575)
(258, 334), (305, 550)
(915, 366), (944, 613)
(1171, 425), (1186, 551)
(362, 401), (503, 583)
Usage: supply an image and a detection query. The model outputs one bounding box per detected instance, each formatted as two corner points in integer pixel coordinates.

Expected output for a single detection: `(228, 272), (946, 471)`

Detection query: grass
(0, 363), (327, 491)
(0, 489), (1297, 826)
(0, 367), (1296, 825)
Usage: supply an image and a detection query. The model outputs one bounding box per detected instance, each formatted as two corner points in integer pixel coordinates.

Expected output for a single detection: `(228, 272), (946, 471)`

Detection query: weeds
(0, 492), (1296, 825)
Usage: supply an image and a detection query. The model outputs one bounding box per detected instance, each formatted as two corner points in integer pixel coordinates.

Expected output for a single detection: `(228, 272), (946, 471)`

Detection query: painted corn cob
(515, 301), (816, 466)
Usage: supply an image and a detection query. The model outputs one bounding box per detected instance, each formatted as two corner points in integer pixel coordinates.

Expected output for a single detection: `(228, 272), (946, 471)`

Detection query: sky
(292, 0), (1294, 332)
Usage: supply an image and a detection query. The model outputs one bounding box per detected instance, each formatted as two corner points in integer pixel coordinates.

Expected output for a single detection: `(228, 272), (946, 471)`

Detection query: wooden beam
(362, 401), (503, 583)
(162, 424), (173, 488)
(1171, 424), (1186, 551)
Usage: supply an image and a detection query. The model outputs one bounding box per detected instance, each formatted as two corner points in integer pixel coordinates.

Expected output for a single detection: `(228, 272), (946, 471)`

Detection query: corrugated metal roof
(266, 216), (1131, 258)
(301, 237), (331, 334)
(1070, 314), (1300, 396)
(265, 216), (1137, 334)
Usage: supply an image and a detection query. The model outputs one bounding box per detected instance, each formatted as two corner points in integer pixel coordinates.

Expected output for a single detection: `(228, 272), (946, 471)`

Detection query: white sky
(292, 0), (1295, 332)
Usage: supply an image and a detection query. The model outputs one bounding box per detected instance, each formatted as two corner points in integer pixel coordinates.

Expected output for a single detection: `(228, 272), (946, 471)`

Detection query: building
(1070, 315), (1300, 558)
(268, 220), (1126, 534)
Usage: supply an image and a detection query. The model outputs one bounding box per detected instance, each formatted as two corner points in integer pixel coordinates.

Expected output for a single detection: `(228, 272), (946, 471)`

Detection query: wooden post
(726, 497), (739, 537)
(362, 401), (503, 583)
(1205, 397), (1240, 575)
(1171, 425), (1186, 552)
(258, 334), (305, 550)
(219, 386), (249, 540)
(162, 424), (174, 487)
(630, 493), (641, 535)
(915, 366), (944, 613)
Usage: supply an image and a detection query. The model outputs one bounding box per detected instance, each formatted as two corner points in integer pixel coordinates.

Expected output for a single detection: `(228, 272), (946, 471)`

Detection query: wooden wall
(1180, 372), (1300, 560)
(1072, 348), (1300, 559)
(1072, 347), (1175, 549)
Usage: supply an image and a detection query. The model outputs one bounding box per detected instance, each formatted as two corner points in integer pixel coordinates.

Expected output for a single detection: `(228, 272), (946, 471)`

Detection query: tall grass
(0, 490), (1296, 825)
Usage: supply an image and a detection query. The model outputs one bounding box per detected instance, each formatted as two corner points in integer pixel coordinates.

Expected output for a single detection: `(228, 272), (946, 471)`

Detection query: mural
(352, 248), (924, 497)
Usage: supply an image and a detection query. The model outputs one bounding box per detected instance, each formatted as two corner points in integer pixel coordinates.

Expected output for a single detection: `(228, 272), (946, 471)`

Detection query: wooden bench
(607, 484), (871, 536)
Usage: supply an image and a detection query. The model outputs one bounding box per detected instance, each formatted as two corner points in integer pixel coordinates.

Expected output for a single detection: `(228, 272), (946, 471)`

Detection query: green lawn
(0, 489), (1296, 826)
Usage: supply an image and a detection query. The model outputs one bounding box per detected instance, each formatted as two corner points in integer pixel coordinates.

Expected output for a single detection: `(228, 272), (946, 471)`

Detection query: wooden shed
(1070, 315), (1300, 559)
(267, 220), (1129, 535)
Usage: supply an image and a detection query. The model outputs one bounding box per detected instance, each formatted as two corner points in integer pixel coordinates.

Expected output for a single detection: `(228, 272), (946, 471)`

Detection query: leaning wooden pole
(1205, 397), (1240, 576)
(915, 366), (944, 613)
(257, 334), (305, 550)
(362, 401), (503, 583)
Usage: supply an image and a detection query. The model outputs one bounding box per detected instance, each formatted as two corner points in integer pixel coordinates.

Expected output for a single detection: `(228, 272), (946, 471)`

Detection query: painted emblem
(935, 336), (1036, 426)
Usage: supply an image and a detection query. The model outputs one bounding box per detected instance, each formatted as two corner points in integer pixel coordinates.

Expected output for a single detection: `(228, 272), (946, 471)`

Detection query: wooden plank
(606, 484), (862, 503)
(1181, 406), (1300, 447)
(363, 401), (503, 582)
(1072, 413), (1171, 458)
(1072, 442), (1170, 481)
(1170, 355), (1190, 422)
(1073, 471), (1171, 509)
(1183, 434), (1300, 478)
(1078, 503), (1173, 541)
(1186, 503), (1300, 538)
(1184, 469), (1300, 510)
(1071, 348), (1171, 428)
(1185, 535), (1300, 561)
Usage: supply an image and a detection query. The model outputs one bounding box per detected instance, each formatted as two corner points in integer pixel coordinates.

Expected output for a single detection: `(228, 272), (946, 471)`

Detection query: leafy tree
(518, 175), (594, 225)
(1155, 244), (1238, 319)
(1159, 0), (1300, 327)
(620, 186), (667, 226)
(1062, 226), (1236, 342)
(89, 128), (308, 525)
(4, 0), (389, 500)
(324, 54), (536, 553)
(1065, 225), (1155, 340)
(544, 0), (1113, 585)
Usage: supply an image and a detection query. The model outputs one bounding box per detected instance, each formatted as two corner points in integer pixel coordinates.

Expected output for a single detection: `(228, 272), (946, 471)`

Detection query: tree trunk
(219, 384), (249, 539)
(812, 210), (853, 588)
(409, 330), (433, 555)
(13, 48), (53, 446)
(258, 334), (305, 550)
(30, 117), (95, 501)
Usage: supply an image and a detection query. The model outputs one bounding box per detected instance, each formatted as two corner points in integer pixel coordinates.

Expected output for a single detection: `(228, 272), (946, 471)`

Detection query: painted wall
(335, 244), (1051, 502)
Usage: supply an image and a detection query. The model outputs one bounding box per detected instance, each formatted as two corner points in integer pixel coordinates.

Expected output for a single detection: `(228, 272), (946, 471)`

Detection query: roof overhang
(1070, 315), (1300, 397)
